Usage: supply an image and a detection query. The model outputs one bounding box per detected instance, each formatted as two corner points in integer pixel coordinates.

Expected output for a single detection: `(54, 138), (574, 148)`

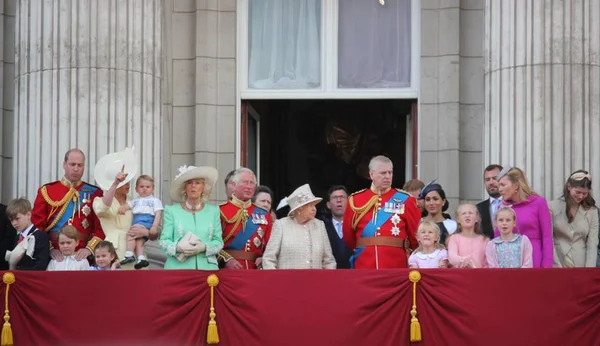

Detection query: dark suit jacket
(321, 216), (352, 269)
(14, 226), (50, 271)
(476, 199), (495, 239)
(0, 204), (17, 270)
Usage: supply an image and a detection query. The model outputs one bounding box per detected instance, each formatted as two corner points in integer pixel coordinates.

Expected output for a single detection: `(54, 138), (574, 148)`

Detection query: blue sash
(350, 190), (409, 268)
(48, 183), (98, 233)
(226, 207), (268, 250)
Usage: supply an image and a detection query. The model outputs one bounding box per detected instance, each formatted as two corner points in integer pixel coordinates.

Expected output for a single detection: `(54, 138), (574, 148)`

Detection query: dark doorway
(244, 99), (414, 216)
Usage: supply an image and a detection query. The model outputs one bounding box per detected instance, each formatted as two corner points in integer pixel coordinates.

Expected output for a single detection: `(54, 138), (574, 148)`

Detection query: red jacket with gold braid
(219, 196), (272, 269)
(32, 178), (105, 252)
(342, 185), (419, 269)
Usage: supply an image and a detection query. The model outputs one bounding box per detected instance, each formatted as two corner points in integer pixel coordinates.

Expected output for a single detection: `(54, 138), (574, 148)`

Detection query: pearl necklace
(185, 201), (203, 211)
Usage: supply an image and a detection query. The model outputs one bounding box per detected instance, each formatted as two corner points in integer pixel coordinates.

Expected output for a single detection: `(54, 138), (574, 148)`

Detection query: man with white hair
(342, 155), (420, 269)
(219, 167), (273, 269)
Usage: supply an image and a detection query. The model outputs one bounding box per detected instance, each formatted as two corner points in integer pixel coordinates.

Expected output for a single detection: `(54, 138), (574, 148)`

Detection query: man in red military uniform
(219, 167), (272, 269)
(32, 148), (105, 261)
(342, 155), (419, 269)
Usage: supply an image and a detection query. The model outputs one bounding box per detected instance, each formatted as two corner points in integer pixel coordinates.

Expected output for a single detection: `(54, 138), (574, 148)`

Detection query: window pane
(338, 0), (411, 88)
(248, 0), (321, 89)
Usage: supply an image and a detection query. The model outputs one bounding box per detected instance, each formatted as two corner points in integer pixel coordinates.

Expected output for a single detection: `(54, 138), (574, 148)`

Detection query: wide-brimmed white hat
(278, 184), (322, 216)
(94, 147), (138, 191)
(170, 165), (219, 202)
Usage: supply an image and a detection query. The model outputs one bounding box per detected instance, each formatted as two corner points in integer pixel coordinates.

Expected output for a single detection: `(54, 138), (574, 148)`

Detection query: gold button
(377, 227), (380, 231)
(376, 233), (381, 236)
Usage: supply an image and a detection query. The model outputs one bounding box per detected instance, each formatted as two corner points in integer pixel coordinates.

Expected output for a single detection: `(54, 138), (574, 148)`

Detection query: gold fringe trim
(348, 194), (379, 230)
(2, 273), (16, 346)
(40, 186), (79, 231)
(409, 270), (422, 342)
(206, 274), (220, 344)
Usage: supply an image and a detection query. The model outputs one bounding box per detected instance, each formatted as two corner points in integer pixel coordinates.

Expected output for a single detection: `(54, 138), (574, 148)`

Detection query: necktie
(335, 222), (343, 239)
(17, 233), (24, 244)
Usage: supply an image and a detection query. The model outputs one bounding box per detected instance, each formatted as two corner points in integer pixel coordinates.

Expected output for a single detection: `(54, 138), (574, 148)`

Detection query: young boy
(118, 175), (163, 269)
(46, 225), (89, 271)
(4, 198), (49, 270)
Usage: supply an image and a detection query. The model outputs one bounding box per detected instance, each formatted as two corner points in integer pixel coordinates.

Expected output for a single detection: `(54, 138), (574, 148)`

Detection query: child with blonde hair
(486, 206), (533, 268)
(408, 221), (449, 268)
(47, 225), (89, 271)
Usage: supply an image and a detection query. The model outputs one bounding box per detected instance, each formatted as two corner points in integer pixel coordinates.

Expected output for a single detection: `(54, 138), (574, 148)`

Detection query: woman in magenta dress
(496, 167), (553, 267)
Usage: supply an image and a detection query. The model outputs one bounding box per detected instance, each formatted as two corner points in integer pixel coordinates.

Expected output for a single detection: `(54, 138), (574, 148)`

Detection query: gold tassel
(2, 273), (16, 346)
(408, 270), (422, 343)
(206, 274), (220, 344)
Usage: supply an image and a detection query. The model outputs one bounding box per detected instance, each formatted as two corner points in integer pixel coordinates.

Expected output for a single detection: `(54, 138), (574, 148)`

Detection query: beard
(488, 191), (501, 199)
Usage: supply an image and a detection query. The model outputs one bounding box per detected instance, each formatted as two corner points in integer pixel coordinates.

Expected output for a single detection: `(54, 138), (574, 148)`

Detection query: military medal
(390, 213), (401, 236)
(253, 237), (262, 247)
(82, 219), (89, 229)
(257, 227), (264, 237)
(82, 205), (91, 217)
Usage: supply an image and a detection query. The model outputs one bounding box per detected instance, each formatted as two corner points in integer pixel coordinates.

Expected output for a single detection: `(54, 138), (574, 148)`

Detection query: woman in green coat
(159, 165), (223, 270)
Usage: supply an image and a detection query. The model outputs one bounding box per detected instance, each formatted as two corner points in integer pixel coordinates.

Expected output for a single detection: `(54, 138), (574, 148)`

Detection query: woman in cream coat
(550, 170), (598, 267)
(93, 147), (156, 270)
(262, 184), (336, 270)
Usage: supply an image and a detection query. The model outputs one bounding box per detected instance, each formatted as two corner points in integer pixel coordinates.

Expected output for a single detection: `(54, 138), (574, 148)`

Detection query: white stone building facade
(0, 0), (598, 212)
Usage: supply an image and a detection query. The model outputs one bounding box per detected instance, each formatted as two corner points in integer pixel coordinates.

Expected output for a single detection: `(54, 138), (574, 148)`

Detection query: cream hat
(93, 147), (138, 191)
(170, 165), (219, 202)
(279, 184), (322, 216)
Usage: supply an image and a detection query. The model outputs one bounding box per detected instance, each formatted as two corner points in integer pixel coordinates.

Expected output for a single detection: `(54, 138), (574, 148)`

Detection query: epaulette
(395, 188), (411, 196)
(42, 180), (61, 187)
(350, 188), (367, 196)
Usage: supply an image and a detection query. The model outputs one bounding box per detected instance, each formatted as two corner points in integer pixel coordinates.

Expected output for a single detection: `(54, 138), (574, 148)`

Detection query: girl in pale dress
(159, 165), (223, 270)
(448, 204), (489, 268)
(262, 184), (336, 270)
(549, 170), (598, 267)
(486, 207), (533, 268)
(408, 221), (448, 269)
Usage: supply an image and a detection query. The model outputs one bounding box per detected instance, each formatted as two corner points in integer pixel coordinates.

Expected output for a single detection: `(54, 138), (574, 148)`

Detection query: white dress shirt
(333, 219), (343, 239)
(490, 197), (503, 222)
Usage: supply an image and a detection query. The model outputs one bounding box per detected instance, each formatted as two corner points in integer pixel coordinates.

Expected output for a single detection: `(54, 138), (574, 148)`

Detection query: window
(239, 0), (419, 98)
(248, 0), (322, 89)
(338, 0), (411, 88)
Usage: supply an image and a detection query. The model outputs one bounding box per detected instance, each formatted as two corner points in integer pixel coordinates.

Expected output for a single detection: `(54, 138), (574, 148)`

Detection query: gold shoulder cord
(40, 186), (79, 230)
(348, 195), (379, 230)
(220, 208), (249, 243)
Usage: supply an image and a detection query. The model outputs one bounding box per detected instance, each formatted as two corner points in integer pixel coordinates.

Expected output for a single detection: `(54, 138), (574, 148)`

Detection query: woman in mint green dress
(159, 165), (223, 270)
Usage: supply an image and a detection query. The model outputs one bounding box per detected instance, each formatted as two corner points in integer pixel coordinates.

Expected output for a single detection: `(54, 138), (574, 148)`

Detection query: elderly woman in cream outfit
(262, 184), (336, 269)
(550, 170), (598, 267)
(92, 148), (156, 270)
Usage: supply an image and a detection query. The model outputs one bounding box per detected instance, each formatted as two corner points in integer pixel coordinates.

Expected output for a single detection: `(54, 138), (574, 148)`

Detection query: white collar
(332, 218), (343, 226)
(415, 249), (441, 259)
(20, 224), (35, 237)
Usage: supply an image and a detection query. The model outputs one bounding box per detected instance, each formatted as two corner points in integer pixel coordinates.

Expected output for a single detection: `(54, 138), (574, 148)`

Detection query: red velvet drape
(2, 269), (599, 346)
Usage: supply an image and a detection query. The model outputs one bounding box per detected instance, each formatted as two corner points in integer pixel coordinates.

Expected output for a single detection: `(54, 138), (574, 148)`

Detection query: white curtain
(338, 0), (411, 88)
(248, 0), (321, 89)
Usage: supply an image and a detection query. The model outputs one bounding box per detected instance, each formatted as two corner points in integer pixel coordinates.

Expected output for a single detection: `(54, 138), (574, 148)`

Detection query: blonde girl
(408, 221), (449, 268)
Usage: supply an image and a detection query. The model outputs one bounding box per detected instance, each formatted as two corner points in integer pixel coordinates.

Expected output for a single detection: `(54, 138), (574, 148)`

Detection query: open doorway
(242, 99), (416, 216)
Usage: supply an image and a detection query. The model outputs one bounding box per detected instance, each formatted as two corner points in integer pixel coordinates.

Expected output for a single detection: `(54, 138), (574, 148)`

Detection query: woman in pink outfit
(496, 167), (553, 268)
(448, 204), (489, 268)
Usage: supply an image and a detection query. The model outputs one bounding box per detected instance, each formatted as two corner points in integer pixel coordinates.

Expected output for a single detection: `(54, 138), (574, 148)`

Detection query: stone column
(484, 0), (600, 198)
(1, 0), (16, 202)
(14, 0), (163, 199)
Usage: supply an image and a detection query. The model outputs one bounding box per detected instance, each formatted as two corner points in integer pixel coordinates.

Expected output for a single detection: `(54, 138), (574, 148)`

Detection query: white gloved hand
(4, 250), (12, 263)
(184, 241), (206, 256)
(176, 241), (194, 254)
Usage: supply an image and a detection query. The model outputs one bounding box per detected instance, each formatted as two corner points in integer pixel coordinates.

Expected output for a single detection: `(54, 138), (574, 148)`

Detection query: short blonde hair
(414, 221), (445, 253)
(181, 177), (210, 203)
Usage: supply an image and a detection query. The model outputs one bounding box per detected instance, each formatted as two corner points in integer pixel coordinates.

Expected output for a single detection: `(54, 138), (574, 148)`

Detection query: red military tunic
(342, 185), (419, 269)
(219, 196), (272, 269)
(32, 178), (105, 252)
